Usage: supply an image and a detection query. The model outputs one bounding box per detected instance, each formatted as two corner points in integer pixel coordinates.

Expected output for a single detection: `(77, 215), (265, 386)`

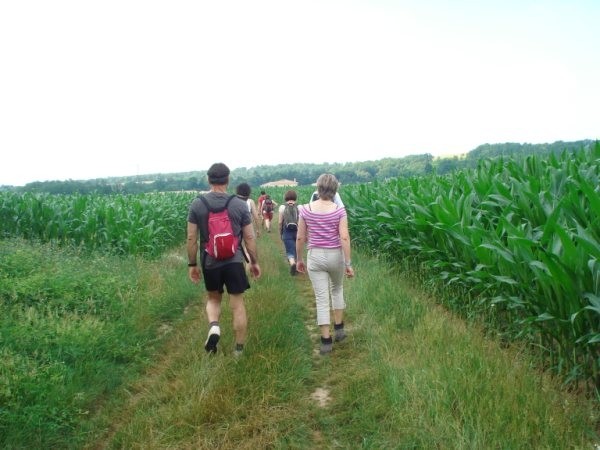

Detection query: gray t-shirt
(188, 192), (251, 268)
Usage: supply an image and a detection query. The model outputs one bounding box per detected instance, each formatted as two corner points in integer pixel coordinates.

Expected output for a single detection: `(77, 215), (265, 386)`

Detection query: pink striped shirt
(299, 204), (347, 249)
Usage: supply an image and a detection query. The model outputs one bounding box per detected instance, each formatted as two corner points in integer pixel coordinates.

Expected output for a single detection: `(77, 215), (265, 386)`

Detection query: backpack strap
(199, 194), (235, 213)
(198, 195), (210, 211)
(221, 194), (235, 212)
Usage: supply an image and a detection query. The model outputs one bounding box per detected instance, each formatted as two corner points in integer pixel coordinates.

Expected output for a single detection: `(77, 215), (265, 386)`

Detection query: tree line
(2, 140), (594, 195)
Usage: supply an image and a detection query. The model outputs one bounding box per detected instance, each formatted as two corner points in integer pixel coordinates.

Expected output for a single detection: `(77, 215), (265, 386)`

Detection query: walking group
(186, 162), (354, 357)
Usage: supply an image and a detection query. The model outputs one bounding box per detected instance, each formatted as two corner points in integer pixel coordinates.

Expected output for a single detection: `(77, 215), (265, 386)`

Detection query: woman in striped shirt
(296, 173), (355, 355)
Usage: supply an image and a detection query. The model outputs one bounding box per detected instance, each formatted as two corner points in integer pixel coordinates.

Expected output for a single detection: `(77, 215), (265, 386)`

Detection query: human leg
(328, 250), (346, 319)
(202, 265), (228, 354)
(229, 293), (247, 347)
(206, 290), (222, 323)
(283, 236), (297, 275)
(263, 211), (273, 232)
(204, 290), (222, 353)
(326, 250), (347, 342)
(222, 263), (251, 354)
(307, 249), (332, 339)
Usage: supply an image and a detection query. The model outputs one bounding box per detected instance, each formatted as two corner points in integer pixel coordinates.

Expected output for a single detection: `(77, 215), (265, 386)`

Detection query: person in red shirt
(261, 195), (277, 232)
(257, 190), (267, 230)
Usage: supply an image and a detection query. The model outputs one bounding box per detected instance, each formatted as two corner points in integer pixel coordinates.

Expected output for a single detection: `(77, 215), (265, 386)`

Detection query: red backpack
(263, 197), (274, 213)
(199, 195), (238, 260)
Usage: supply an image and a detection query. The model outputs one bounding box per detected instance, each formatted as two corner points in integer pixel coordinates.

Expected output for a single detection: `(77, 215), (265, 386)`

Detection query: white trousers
(307, 247), (346, 325)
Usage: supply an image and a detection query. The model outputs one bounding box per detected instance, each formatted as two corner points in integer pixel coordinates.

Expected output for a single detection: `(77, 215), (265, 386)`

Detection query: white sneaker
(204, 325), (220, 354)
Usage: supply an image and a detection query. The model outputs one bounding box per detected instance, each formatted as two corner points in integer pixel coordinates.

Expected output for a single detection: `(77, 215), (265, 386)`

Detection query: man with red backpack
(187, 163), (261, 357)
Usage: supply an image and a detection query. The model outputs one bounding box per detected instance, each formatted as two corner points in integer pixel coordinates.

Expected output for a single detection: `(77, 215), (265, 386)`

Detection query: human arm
(278, 205), (284, 236)
(338, 215), (354, 277)
(186, 221), (201, 283)
(257, 197), (264, 218)
(250, 200), (261, 237)
(242, 222), (261, 278)
(295, 215), (307, 273)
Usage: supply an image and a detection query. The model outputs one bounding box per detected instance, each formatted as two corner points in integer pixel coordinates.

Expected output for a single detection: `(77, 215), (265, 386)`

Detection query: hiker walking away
(236, 182), (260, 238)
(261, 195), (277, 233)
(310, 187), (344, 208)
(257, 190), (267, 229)
(236, 182), (260, 272)
(296, 173), (354, 355)
(187, 163), (261, 357)
(310, 183), (344, 300)
(278, 190), (299, 275)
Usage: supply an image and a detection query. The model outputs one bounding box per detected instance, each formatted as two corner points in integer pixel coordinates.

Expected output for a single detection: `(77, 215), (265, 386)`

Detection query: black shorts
(202, 262), (250, 295)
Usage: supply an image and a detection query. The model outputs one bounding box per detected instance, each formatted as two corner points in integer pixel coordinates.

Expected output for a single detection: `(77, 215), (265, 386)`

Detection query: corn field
(345, 143), (600, 390)
(2, 151), (599, 389)
(0, 192), (195, 257)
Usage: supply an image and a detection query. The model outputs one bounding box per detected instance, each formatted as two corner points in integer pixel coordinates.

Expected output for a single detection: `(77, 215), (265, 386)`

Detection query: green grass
(91, 231), (597, 449)
(0, 239), (198, 449)
(1, 229), (598, 448)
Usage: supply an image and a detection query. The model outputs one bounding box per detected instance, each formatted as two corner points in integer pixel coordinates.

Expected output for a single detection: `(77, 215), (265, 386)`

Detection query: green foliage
(466, 140), (594, 162)
(0, 228), (596, 448)
(92, 236), (597, 448)
(0, 192), (195, 257)
(345, 142), (600, 390)
(0, 240), (196, 448)
(1, 140), (592, 195)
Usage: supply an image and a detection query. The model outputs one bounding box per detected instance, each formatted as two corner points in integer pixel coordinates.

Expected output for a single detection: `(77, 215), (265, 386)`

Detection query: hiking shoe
(233, 343), (244, 359)
(319, 337), (333, 355)
(334, 328), (346, 342)
(204, 325), (220, 354)
(290, 263), (297, 276)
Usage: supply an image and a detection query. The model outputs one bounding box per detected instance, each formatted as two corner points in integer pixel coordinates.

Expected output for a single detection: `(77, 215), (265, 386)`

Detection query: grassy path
(90, 230), (598, 449)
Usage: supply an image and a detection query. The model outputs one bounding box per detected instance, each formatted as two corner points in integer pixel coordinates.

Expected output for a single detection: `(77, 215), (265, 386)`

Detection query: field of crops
(0, 192), (195, 257)
(1, 160), (599, 446)
(345, 143), (600, 390)
(1, 151), (598, 392)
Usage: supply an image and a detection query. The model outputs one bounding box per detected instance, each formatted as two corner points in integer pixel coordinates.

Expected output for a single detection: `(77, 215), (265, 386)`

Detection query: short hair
(284, 190), (297, 202)
(207, 163), (230, 185)
(316, 173), (338, 201)
(236, 182), (251, 198)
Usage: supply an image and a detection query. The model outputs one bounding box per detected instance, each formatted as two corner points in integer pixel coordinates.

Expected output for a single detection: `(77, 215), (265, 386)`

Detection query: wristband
(188, 262), (197, 267)
(345, 261), (352, 267)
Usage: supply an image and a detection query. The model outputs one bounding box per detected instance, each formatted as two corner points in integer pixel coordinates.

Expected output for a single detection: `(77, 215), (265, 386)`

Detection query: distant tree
(355, 169), (372, 183)
(152, 179), (167, 191)
(12, 140), (595, 194)
(185, 176), (199, 191)
(435, 156), (463, 175)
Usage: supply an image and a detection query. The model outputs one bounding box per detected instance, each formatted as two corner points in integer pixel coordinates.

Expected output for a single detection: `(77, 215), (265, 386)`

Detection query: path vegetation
(85, 230), (597, 449)
(1, 205), (599, 448)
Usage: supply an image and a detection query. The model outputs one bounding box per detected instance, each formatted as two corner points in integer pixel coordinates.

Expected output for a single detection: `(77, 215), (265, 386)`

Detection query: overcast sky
(1, 0), (598, 186)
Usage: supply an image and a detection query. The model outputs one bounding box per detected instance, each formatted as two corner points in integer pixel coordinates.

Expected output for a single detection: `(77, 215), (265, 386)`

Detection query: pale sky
(1, 0), (598, 186)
